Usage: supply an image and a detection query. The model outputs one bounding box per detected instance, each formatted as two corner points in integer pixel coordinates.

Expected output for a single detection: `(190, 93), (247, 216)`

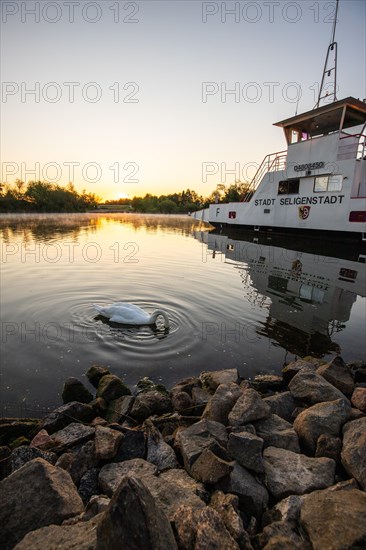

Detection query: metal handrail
(339, 132), (366, 159)
(242, 150), (287, 202)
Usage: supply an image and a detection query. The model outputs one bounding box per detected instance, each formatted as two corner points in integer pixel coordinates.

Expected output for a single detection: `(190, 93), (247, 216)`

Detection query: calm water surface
(1, 213), (365, 416)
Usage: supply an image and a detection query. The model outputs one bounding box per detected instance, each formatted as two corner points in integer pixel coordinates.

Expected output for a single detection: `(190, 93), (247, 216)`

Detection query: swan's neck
(150, 310), (170, 327)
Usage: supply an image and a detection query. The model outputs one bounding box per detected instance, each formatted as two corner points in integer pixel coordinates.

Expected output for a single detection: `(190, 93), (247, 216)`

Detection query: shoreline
(1, 356), (366, 549)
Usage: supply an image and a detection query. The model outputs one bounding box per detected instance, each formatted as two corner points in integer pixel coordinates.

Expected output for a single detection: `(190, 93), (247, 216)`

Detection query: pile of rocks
(0, 357), (365, 549)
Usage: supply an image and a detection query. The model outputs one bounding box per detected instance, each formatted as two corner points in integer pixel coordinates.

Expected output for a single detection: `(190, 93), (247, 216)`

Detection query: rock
(282, 359), (316, 383)
(341, 417), (366, 490)
(130, 390), (172, 421)
(14, 515), (101, 550)
(228, 388), (270, 426)
(317, 356), (355, 395)
(11, 445), (57, 473)
(225, 462), (269, 518)
(89, 397), (107, 415)
(195, 506), (240, 549)
(0, 418), (38, 446)
(147, 473), (206, 521)
(293, 398), (351, 454)
(136, 377), (169, 395)
(263, 447), (336, 500)
(91, 417), (108, 426)
(99, 459), (157, 496)
(253, 520), (310, 550)
(200, 368), (240, 391)
(30, 428), (53, 449)
(78, 468), (100, 505)
(251, 374), (285, 394)
(262, 494), (304, 526)
(315, 434), (342, 463)
(171, 391), (193, 414)
(97, 475), (178, 550)
(38, 402), (96, 435)
(254, 414), (300, 453)
(50, 422), (95, 450)
(0, 447), (11, 481)
(95, 425), (122, 460)
(190, 448), (233, 484)
(86, 365), (111, 388)
(210, 491), (253, 549)
(62, 377), (93, 404)
(0, 458), (84, 550)
(227, 431), (265, 473)
(300, 488), (366, 550)
(83, 495), (110, 521)
(175, 419), (228, 472)
(105, 395), (135, 423)
(202, 382), (242, 425)
(263, 391), (297, 422)
(172, 504), (200, 549)
(354, 368), (366, 383)
(159, 468), (207, 501)
(170, 376), (200, 395)
(96, 374), (131, 401)
(9, 436), (30, 449)
(146, 424), (179, 471)
(191, 386), (211, 415)
(288, 366), (348, 405)
(69, 440), (97, 485)
(351, 387), (366, 412)
(113, 427), (146, 462)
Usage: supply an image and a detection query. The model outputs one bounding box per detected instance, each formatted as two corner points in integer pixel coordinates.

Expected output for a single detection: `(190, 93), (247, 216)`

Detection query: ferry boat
(192, 4), (366, 242)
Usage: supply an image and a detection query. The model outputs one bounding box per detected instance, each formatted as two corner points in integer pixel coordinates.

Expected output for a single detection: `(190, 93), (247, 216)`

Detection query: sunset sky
(1, 0), (365, 200)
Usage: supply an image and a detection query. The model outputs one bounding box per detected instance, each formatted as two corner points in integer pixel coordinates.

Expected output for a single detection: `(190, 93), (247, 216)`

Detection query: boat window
(314, 175), (343, 192)
(278, 179), (300, 195)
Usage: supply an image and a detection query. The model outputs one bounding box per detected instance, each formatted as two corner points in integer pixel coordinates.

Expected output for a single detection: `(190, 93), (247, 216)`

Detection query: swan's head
(151, 309), (170, 328)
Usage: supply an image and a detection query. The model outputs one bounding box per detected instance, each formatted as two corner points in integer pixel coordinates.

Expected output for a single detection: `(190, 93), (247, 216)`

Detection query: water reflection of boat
(196, 229), (366, 358)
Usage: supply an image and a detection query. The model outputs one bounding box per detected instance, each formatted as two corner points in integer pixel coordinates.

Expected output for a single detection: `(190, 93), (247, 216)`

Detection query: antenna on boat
(314, 0), (339, 108)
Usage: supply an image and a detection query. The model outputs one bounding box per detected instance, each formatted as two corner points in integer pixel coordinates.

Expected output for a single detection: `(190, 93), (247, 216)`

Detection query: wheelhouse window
(314, 175), (343, 192)
(278, 178), (300, 195)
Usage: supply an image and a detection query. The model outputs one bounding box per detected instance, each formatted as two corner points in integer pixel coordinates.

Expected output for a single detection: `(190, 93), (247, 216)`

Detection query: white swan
(93, 302), (170, 327)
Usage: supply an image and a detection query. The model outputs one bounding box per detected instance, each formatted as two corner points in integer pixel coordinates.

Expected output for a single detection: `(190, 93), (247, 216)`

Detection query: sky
(1, 0), (365, 200)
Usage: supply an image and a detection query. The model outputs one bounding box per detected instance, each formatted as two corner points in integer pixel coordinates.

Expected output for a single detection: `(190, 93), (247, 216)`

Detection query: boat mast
(315, 0), (339, 108)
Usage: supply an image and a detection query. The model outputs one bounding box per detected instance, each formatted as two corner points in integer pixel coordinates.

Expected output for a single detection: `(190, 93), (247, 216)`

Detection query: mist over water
(1, 213), (365, 416)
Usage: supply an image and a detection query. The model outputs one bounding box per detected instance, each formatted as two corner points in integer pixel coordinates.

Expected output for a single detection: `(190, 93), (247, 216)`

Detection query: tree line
(0, 180), (251, 213)
(0, 180), (100, 212)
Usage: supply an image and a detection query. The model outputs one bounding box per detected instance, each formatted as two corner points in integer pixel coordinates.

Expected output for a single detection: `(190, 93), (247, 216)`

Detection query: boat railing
(241, 150), (287, 202)
(339, 132), (366, 160)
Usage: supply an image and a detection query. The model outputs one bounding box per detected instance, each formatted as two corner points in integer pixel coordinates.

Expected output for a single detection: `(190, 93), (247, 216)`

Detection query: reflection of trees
(0, 213), (209, 244)
(257, 316), (341, 358)
(0, 213), (101, 243)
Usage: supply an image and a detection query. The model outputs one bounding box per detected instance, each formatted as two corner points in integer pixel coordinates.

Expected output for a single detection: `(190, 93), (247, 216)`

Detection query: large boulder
(227, 431), (265, 473)
(11, 445), (57, 473)
(316, 356), (355, 395)
(282, 359), (317, 383)
(202, 382), (242, 425)
(200, 368), (240, 391)
(99, 459), (157, 496)
(97, 475), (178, 550)
(190, 448), (233, 484)
(37, 401), (96, 435)
(0, 458), (84, 550)
(288, 366), (348, 405)
(175, 419), (228, 472)
(228, 389), (270, 426)
(86, 365), (111, 388)
(254, 414), (300, 453)
(263, 447), (336, 500)
(351, 387), (366, 412)
(129, 390), (172, 421)
(14, 515), (101, 550)
(263, 391), (297, 422)
(49, 422), (95, 450)
(95, 425), (123, 460)
(224, 462), (269, 518)
(62, 377), (93, 404)
(294, 398), (351, 454)
(96, 374), (131, 401)
(300, 488), (366, 550)
(341, 417), (366, 490)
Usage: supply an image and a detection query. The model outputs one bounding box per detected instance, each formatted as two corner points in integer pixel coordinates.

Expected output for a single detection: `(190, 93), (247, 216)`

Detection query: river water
(1, 213), (365, 416)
